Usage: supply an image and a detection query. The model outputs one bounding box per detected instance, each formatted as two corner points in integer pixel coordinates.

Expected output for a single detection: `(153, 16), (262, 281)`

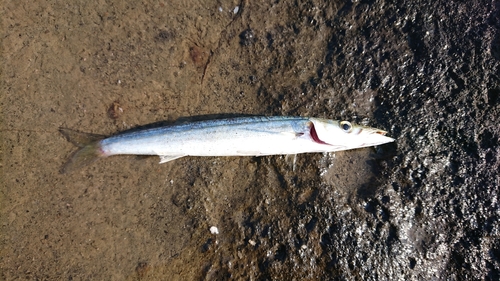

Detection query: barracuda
(59, 116), (394, 173)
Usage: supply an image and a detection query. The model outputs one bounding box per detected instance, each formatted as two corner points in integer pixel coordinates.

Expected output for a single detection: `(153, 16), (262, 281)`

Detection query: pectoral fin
(158, 155), (185, 164)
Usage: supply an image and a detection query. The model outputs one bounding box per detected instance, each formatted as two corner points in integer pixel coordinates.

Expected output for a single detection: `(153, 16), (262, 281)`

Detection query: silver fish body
(60, 116), (394, 173)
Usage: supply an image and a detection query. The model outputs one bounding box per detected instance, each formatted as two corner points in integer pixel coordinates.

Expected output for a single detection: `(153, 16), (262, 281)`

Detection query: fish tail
(59, 128), (106, 174)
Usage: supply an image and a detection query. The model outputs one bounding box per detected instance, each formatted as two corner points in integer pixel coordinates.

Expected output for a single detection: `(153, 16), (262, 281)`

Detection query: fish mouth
(374, 130), (395, 144)
(362, 128), (394, 145)
(362, 127), (388, 136)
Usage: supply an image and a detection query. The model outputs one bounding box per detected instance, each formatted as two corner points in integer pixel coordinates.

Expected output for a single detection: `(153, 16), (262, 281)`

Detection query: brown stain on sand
(189, 45), (210, 69)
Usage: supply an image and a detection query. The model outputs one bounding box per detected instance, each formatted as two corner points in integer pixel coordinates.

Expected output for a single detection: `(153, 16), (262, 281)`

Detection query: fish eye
(340, 121), (352, 133)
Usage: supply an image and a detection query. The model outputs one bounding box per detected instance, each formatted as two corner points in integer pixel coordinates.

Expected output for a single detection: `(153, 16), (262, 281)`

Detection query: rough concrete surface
(1, 0), (499, 280)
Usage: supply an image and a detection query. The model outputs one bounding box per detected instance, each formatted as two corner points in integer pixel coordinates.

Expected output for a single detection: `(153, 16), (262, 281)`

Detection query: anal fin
(159, 155), (185, 164)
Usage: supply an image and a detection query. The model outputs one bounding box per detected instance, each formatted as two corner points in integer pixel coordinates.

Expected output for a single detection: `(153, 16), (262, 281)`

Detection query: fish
(59, 116), (394, 173)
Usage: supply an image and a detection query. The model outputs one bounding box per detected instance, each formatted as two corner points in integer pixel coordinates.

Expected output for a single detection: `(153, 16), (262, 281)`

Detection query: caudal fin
(59, 128), (106, 174)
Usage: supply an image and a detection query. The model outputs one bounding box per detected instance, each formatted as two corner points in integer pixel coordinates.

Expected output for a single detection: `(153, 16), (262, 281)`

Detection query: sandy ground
(1, 1), (347, 279)
(2, 0), (499, 280)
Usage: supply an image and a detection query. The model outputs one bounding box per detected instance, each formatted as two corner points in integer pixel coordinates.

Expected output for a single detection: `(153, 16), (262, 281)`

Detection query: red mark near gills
(309, 123), (330, 145)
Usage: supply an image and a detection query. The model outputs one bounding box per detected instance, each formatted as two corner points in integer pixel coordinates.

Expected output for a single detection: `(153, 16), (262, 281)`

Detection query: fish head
(309, 118), (395, 150)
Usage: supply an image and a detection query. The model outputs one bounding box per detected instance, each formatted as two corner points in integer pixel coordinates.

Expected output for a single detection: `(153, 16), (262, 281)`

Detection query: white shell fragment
(210, 226), (219, 235)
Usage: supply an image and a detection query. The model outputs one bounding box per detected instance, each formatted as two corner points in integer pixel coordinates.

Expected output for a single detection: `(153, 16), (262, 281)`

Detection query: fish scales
(59, 116), (394, 173)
